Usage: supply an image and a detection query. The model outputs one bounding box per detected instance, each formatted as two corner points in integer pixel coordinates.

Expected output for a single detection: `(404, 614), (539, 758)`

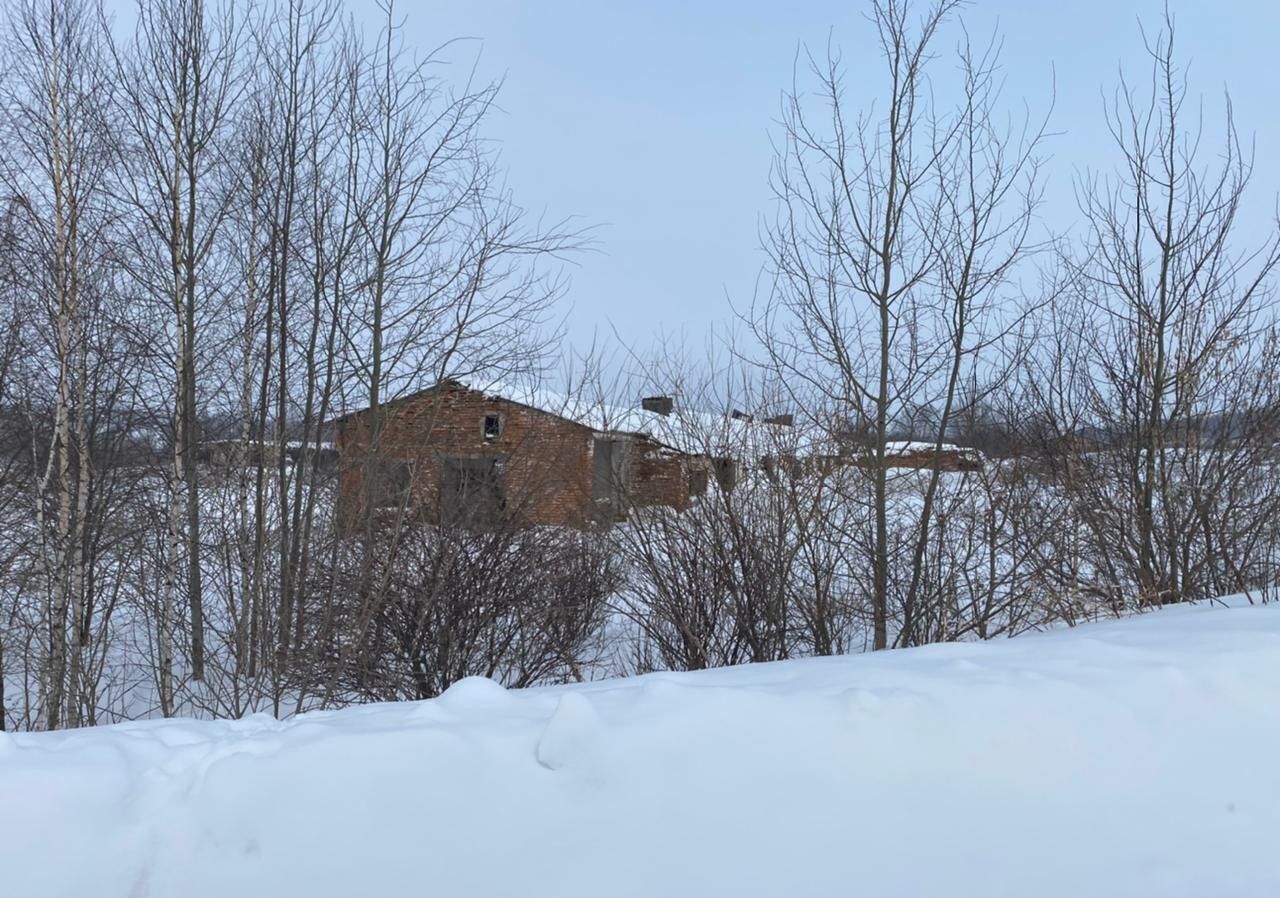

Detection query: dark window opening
(443, 455), (504, 523)
(688, 468), (709, 497)
(482, 413), (501, 441)
(372, 460), (413, 510)
(714, 457), (738, 492)
(592, 437), (628, 505)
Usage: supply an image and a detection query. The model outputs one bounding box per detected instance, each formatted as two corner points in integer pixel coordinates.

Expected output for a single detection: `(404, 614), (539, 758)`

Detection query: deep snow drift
(2, 600), (1278, 898)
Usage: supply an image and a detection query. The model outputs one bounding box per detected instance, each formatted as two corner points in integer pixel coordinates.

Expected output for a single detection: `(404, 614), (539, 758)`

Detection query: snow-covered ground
(2, 599), (1278, 898)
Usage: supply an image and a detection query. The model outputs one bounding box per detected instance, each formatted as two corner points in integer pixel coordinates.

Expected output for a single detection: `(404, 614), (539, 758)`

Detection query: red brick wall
(335, 384), (714, 530)
(336, 385), (597, 529)
(626, 439), (695, 512)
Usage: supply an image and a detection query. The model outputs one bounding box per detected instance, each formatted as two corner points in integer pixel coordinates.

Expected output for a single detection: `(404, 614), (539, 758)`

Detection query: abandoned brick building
(332, 380), (721, 530)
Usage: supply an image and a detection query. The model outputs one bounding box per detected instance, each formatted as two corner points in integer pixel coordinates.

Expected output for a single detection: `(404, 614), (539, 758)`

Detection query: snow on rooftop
(485, 382), (818, 457)
(883, 439), (975, 455)
(3, 598), (1278, 897)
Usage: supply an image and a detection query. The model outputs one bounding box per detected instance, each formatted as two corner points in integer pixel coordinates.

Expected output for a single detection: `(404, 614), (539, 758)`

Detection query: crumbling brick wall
(335, 383), (713, 531)
(336, 384), (596, 530)
(624, 438), (696, 512)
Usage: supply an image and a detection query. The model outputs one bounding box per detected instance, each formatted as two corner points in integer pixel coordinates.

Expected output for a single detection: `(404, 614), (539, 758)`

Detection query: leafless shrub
(309, 523), (619, 701)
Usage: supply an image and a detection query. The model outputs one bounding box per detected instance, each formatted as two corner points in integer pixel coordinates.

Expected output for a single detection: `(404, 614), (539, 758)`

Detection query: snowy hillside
(3, 600), (1278, 898)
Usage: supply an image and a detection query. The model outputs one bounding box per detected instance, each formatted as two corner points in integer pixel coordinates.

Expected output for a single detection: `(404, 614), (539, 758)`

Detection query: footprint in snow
(535, 692), (602, 771)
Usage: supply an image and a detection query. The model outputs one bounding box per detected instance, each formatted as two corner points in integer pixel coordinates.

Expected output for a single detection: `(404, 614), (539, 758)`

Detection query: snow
(475, 380), (819, 457)
(882, 439), (974, 455)
(3, 598), (1279, 897)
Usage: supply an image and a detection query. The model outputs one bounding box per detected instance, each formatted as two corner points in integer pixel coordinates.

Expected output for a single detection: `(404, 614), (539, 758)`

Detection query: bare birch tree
(0, 0), (121, 728)
(111, 0), (243, 705)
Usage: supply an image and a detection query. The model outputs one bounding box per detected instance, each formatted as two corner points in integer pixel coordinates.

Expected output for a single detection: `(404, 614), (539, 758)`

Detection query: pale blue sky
(356, 1), (1280, 351)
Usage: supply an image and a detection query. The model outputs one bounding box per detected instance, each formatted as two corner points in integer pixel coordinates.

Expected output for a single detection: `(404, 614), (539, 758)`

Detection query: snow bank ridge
(2, 599), (1278, 898)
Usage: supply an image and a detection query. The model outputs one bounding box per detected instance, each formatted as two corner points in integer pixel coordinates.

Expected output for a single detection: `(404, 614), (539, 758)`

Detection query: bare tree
(309, 4), (580, 708)
(0, 0), (120, 728)
(111, 0), (244, 704)
(756, 0), (1045, 648)
(894, 29), (1047, 646)
(1030, 10), (1280, 607)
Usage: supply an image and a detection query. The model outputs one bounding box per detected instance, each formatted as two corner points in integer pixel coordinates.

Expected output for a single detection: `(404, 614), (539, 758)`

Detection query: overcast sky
(349, 1), (1279, 354)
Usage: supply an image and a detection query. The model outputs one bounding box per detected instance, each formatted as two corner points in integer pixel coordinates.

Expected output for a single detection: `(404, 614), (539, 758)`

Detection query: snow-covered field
(2, 599), (1278, 898)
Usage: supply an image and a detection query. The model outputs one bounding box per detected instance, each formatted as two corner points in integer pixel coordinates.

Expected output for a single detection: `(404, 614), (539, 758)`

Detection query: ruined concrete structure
(332, 381), (715, 530)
